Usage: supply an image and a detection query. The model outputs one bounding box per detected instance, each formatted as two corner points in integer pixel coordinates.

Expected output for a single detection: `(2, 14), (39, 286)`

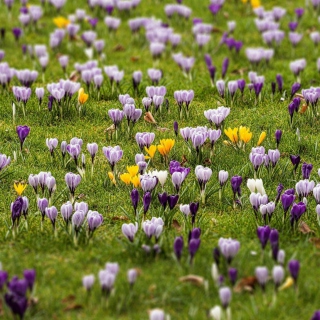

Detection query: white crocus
(148, 170), (168, 188)
(209, 305), (222, 320)
(247, 178), (266, 195)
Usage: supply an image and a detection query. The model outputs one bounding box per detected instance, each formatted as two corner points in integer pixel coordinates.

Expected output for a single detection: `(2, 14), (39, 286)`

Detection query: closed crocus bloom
(127, 269), (138, 286)
(72, 210), (85, 231)
(209, 305), (222, 320)
(87, 143), (98, 163)
(302, 162), (313, 179)
(23, 269), (36, 291)
(256, 179), (266, 195)
(218, 170), (228, 187)
(167, 194), (179, 210)
(61, 201), (73, 223)
(257, 131), (266, 146)
(219, 286), (231, 309)
(45, 205), (58, 227)
(150, 170), (167, 188)
(288, 259), (300, 282)
(173, 236), (184, 261)
(272, 265), (284, 288)
(180, 204), (190, 216)
(11, 197), (24, 225)
(257, 226), (271, 249)
(82, 274), (95, 291)
(65, 172), (81, 196)
(218, 237), (240, 264)
(37, 197), (48, 219)
(46, 138), (58, 155)
(149, 309), (165, 320)
(143, 192), (151, 214)
(255, 266), (268, 291)
(224, 127), (238, 144)
(103, 146), (123, 170)
(16, 125), (30, 150)
(99, 270), (116, 295)
(195, 165), (212, 190)
(311, 311), (320, 320)
(247, 179), (256, 193)
(87, 210), (103, 231)
(268, 149), (280, 166)
(122, 222), (138, 242)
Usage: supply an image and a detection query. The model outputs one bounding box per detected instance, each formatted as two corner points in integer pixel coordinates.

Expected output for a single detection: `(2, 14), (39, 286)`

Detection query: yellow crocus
(127, 165), (139, 177)
(120, 173), (131, 185)
(250, 0), (261, 9)
(14, 182), (27, 196)
(144, 145), (157, 159)
(239, 126), (252, 143)
(78, 88), (89, 105)
(53, 16), (70, 29)
(257, 131), (266, 146)
(157, 139), (175, 157)
(131, 175), (140, 188)
(108, 172), (116, 185)
(224, 127), (238, 144)
(279, 277), (294, 291)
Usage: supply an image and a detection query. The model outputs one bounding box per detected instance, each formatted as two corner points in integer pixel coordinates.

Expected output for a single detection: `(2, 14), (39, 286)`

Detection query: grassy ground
(1, 0), (320, 319)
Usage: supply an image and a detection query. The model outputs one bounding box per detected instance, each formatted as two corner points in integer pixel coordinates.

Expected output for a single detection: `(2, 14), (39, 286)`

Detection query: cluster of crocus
(224, 126), (252, 150)
(179, 201), (199, 227)
(0, 152), (11, 174)
(142, 86), (167, 114)
(172, 52), (195, 76)
(204, 106), (230, 129)
(104, 65), (124, 87)
(12, 87), (31, 116)
(103, 145), (123, 173)
(165, 4), (192, 19)
(245, 47), (274, 66)
(173, 90), (194, 118)
(2, 269), (36, 320)
(120, 165), (140, 189)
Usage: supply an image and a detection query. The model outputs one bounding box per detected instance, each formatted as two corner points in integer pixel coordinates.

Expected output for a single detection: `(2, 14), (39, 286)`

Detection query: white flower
(209, 305), (222, 320)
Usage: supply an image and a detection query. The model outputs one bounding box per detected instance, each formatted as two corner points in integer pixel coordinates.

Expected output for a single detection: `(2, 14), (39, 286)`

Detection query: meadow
(1, 0), (320, 319)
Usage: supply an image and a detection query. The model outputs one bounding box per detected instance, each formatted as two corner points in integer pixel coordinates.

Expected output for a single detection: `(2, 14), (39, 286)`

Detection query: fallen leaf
(63, 304), (83, 311)
(299, 104), (308, 114)
(294, 93), (304, 99)
(76, 193), (86, 200)
(231, 68), (248, 76)
(211, 27), (222, 33)
(180, 155), (188, 166)
(112, 216), (129, 221)
(61, 295), (76, 304)
(29, 297), (39, 307)
(130, 56), (139, 62)
(144, 112), (157, 124)
(157, 127), (170, 132)
(172, 220), (181, 232)
(223, 12), (229, 19)
(299, 221), (314, 234)
(113, 44), (125, 51)
(234, 276), (257, 293)
(309, 237), (320, 249)
(203, 158), (212, 165)
(69, 71), (79, 82)
(179, 275), (204, 286)
(105, 124), (115, 133)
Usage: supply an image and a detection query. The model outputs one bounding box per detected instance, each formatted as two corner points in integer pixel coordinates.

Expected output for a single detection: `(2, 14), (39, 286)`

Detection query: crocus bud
(82, 274), (95, 291)
(173, 236), (184, 261)
(127, 269), (138, 286)
(219, 286), (231, 309)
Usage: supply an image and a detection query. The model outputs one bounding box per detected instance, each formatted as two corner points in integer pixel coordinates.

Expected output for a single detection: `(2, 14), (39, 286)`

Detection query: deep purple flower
(213, 247), (220, 266)
(173, 121), (178, 137)
(23, 269), (36, 291)
(275, 130), (282, 148)
(209, 3), (221, 16)
(167, 194), (179, 210)
(257, 226), (271, 249)
(188, 238), (201, 261)
(158, 192), (168, 210)
(302, 162), (313, 179)
(221, 58), (229, 79)
(228, 268), (237, 286)
(275, 184), (284, 204)
(12, 28), (22, 42)
(269, 229), (279, 260)
(11, 197), (24, 225)
(276, 74), (283, 93)
(288, 21), (298, 32)
(237, 79), (246, 95)
(189, 227), (201, 241)
(5, 293), (28, 319)
(295, 8), (304, 20)
(290, 202), (306, 226)
(130, 189), (139, 215)
(190, 202), (199, 226)
(174, 236), (184, 261)
(291, 82), (301, 98)
(253, 82), (263, 97)
(0, 270), (8, 291)
(16, 125), (30, 151)
(288, 259), (300, 282)
(271, 82), (276, 95)
(311, 311), (320, 320)
(231, 175), (242, 197)
(290, 155), (301, 172)
(143, 192), (151, 215)
(281, 193), (295, 215)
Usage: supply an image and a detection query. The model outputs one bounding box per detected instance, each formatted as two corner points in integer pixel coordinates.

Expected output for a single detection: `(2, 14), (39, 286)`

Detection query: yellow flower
(78, 88), (89, 105)
(257, 131), (266, 146)
(131, 175), (140, 188)
(53, 16), (70, 28)
(144, 145), (157, 159)
(120, 173), (131, 185)
(157, 139), (175, 157)
(239, 126), (252, 143)
(279, 277), (294, 291)
(108, 172), (116, 185)
(127, 165), (139, 177)
(250, 0), (261, 9)
(224, 127), (238, 144)
(14, 182), (27, 196)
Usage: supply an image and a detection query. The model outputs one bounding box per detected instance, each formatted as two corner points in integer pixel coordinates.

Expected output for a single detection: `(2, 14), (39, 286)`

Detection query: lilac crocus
(219, 287), (231, 309)
(218, 237), (240, 264)
(60, 201), (73, 223)
(65, 172), (81, 197)
(122, 222), (138, 242)
(45, 206), (58, 228)
(255, 267), (268, 291)
(87, 210), (103, 232)
(102, 146), (123, 171)
(46, 138), (58, 156)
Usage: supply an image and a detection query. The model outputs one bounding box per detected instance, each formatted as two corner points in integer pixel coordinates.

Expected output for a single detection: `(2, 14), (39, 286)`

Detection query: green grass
(1, 0), (320, 319)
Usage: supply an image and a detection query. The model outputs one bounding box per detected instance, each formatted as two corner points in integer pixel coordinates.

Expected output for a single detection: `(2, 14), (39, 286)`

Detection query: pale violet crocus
(218, 170), (229, 201)
(296, 179), (315, 199)
(122, 222), (138, 242)
(102, 145), (123, 172)
(46, 138), (58, 156)
(65, 172), (81, 201)
(195, 165), (212, 204)
(142, 217), (164, 240)
(82, 274), (95, 291)
(87, 142), (98, 175)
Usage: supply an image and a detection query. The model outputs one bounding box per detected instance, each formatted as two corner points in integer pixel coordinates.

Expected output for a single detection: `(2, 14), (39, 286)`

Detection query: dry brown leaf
(63, 304), (83, 311)
(234, 276), (257, 293)
(105, 124), (115, 133)
(309, 237), (320, 249)
(203, 158), (212, 165)
(157, 127), (170, 132)
(223, 12), (229, 19)
(299, 221), (314, 234)
(172, 220), (181, 232)
(231, 68), (248, 76)
(130, 56), (140, 62)
(29, 297), (39, 307)
(76, 193), (86, 200)
(61, 295), (76, 304)
(69, 71), (80, 82)
(179, 275), (204, 286)
(299, 104), (308, 114)
(144, 112), (157, 124)
(211, 27), (222, 33)
(180, 155), (188, 166)
(112, 216), (129, 221)
(294, 93), (304, 99)
(113, 44), (125, 51)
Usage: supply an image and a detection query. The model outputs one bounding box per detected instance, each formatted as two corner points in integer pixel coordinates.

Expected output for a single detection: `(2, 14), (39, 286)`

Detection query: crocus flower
(82, 275), (95, 291)
(149, 309), (165, 320)
(231, 175), (242, 198)
(45, 206), (58, 228)
(255, 266), (268, 291)
(87, 210), (103, 232)
(291, 82), (301, 98)
(46, 138), (58, 156)
(188, 238), (201, 262)
(16, 125), (30, 151)
(87, 143), (98, 164)
(11, 197), (24, 225)
(65, 172), (81, 198)
(302, 162), (313, 179)
(102, 146), (123, 171)
(290, 202), (306, 226)
(99, 270), (116, 296)
(290, 155), (301, 173)
(257, 225), (271, 249)
(219, 287), (231, 309)
(272, 265), (284, 289)
(78, 88), (88, 105)
(143, 192), (151, 215)
(122, 222), (138, 242)
(288, 259), (300, 282)
(60, 201), (73, 223)
(218, 237), (240, 264)
(173, 236), (184, 261)
(228, 268), (237, 286)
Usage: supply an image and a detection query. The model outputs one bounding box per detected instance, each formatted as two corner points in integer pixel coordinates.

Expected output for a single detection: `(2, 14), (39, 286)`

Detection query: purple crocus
(190, 202), (199, 227)
(122, 222), (138, 242)
(188, 238), (201, 263)
(302, 162), (313, 179)
(269, 229), (279, 260)
(257, 225), (271, 249)
(291, 82), (301, 98)
(231, 175), (242, 198)
(228, 268), (237, 286)
(167, 194), (179, 210)
(290, 202), (306, 226)
(276, 74), (283, 93)
(281, 193), (295, 217)
(23, 269), (36, 291)
(288, 259), (300, 282)
(275, 130), (282, 148)
(16, 125), (30, 151)
(221, 58), (229, 79)
(218, 237), (240, 264)
(11, 197), (24, 226)
(219, 287), (231, 309)
(174, 236), (184, 261)
(130, 189), (139, 216)
(102, 146), (123, 171)
(143, 192), (151, 215)
(290, 155), (301, 173)
(65, 172), (81, 198)
(12, 28), (22, 42)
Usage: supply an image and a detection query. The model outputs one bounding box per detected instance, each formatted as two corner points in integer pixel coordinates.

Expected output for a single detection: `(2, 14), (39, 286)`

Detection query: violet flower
(288, 259), (300, 282)
(257, 225), (271, 249)
(122, 222), (138, 242)
(302, 162), (313, 179)
(16, 125), (30, 151)
(173, 236), (184, 261)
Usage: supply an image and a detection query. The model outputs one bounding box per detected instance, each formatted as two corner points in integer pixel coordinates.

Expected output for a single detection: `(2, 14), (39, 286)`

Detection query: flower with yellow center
(127, 165), (139, 177)
(120, 173), (131, 185)
(250, 0), (261, 9)
(131, 175), (140, 188)
(53, 16), (70, 29)
(14, 182), (27, 196)
(257, 132), (266, 146)
(144, 145), (157, 159)
(239, 126), (252, 143)
(108, 172), (116, 185)
(224, 127), (238, 144)
(78, 88), (89, 105)
(157, 139), (175, 157)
